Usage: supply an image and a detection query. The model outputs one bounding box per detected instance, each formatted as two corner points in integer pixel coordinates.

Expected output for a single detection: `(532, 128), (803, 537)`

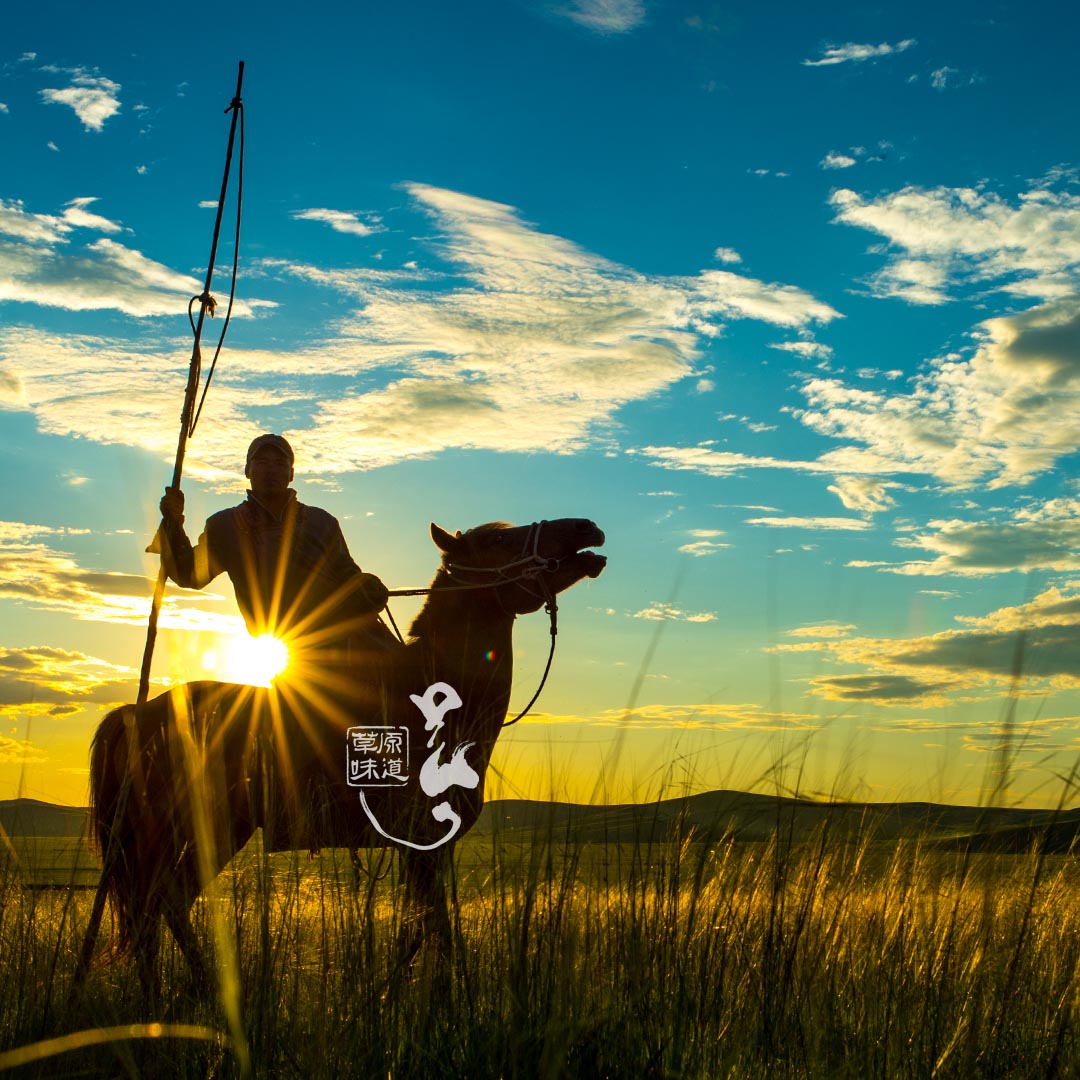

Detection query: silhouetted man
(157, 434), (396, 676)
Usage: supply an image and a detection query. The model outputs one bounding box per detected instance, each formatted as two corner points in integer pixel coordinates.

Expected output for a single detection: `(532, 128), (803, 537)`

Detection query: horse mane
(462, 520), (513, 537)
(407, 522), (514, 639)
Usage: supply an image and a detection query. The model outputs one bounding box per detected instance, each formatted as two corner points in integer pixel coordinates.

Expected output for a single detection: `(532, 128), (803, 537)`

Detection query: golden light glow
(218, 633), (290, 687)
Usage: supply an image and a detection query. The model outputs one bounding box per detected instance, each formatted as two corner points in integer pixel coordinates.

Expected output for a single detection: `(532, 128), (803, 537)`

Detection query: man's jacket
(159, 490), (387, 648)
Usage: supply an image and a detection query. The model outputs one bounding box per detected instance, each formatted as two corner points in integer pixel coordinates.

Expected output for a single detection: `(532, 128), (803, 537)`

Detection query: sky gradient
(4, 0), (1080, 809)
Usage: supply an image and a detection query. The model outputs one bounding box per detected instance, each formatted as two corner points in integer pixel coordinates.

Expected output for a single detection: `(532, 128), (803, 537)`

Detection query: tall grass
(2, 808), (1080, 1078)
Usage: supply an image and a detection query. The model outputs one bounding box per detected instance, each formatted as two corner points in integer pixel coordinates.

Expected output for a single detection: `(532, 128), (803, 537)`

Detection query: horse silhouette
(85, 518), (606, 986)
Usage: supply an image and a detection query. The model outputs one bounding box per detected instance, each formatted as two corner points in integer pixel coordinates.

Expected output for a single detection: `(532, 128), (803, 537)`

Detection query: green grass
(2, 819), (1080, 1078)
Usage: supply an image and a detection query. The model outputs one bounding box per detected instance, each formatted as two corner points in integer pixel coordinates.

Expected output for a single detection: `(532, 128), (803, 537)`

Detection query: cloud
(828, 476), (898, 514)
(794, 296), (1080, 489)
(643, 287), (1080, 492)
(632, 601), (716, 622)
(853, 498), (1080, 577)
(555, 0), (645, 33)
(714, 247), (741, 264)
(691, 269), (837, 328)
(810, 673), (955, 706)
(803, 40), (916, 67)
(830, 183), (1080, 304)
(3, 183), (835, 478)
(0, 645), (137, 710)
(61, 197), (122, 233)
(746, 515), (872, 531)
(0, 104), (8, 115)
(821, 152), (857, 170)
(40, 73), (121, 132)
(634, 444), (835, 479)
(587, 701), (822, 730)
(0, 735), (47, 764)
(0, 196), (272, 317)
(787, 624), (856, 639)
(777, 583), (1080, 707)
(931, 66), (956, 90)
(770, 340), (834, 360)
(677, 529), (730, 556)
(292, 208), (381, 237)
(0, 521), (245, 633)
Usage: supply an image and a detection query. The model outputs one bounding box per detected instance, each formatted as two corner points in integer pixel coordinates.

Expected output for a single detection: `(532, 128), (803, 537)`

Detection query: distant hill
(0, 799), (89, 838)
(3, 792), (1079, 854)
(473, 790), (1080, 852)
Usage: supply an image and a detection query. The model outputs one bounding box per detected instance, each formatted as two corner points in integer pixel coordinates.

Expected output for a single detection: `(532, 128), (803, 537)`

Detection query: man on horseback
(157, 433), (398, 676)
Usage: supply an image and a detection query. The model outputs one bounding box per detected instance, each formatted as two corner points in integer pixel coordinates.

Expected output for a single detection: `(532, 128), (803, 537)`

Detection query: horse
(84, 518), (606, 987)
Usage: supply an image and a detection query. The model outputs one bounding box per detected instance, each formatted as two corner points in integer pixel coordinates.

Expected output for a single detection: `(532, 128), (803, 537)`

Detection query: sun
(217, 633), (290, 687)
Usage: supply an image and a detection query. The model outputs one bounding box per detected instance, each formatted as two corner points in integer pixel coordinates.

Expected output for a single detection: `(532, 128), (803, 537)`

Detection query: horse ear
(430, 523), (460, 555)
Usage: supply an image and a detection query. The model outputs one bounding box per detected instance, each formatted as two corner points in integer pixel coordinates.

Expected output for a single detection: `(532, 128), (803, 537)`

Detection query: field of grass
(2, 812), (1080, 1079)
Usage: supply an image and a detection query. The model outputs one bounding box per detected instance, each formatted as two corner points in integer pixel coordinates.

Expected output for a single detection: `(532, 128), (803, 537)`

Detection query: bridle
(383, 521), (560, 726)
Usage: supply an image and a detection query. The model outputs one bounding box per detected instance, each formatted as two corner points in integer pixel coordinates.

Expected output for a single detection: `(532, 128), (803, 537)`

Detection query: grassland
(2, 799), (1080, 1080)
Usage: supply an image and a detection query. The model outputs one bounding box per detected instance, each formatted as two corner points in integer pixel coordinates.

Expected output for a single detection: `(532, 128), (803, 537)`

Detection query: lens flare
(223, 633), (289, 687)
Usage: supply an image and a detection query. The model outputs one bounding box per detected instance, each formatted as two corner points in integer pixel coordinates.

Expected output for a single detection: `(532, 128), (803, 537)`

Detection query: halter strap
(381, 521), (562, 725)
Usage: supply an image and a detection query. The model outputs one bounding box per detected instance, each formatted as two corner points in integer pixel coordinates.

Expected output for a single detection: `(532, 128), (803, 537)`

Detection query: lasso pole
(72, 62), (246, 1000)
(138, 59), (246, 705)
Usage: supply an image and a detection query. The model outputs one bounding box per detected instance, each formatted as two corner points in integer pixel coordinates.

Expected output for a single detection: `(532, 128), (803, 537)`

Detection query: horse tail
(88, 703), (140, 955)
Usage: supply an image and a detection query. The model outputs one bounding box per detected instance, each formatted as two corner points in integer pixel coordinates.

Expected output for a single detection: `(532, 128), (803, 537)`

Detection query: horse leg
(125, 869), (165, 999)
(397, 847), (452, 964)
(163, 820), (252, 990)
(160, 851), (211, 989)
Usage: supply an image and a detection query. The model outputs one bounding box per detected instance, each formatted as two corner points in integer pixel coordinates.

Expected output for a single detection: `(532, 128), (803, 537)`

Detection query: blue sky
(4, 0), (1080, 808)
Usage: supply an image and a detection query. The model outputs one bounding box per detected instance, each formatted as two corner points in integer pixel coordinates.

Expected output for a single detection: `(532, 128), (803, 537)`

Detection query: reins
(381, 521), (560, 726)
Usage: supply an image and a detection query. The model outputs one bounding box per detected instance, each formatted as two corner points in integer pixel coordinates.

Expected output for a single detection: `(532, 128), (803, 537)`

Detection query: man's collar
(245, 487), (297, 522)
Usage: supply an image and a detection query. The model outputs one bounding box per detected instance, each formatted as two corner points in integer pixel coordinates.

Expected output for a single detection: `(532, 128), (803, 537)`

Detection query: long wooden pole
(72, 62), (246, 999)
(138, 59), (246, 705)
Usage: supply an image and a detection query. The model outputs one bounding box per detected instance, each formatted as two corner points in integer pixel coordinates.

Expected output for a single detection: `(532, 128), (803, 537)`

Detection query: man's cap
(246, 434), (294, 465)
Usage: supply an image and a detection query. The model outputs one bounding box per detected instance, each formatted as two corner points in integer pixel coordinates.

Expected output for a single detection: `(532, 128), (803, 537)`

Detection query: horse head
(430, 518), (606, 615)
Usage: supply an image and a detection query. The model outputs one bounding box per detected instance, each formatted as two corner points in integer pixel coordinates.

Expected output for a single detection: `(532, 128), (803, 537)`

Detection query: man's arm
(326, 518), (389, 614)
(156, 487), (219, 589)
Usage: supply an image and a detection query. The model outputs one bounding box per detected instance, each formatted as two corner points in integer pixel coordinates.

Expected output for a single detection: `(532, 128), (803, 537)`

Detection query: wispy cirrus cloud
(532, 701), (824, 731)
(632, 444), (835, 479)
(677, 529), (730, 557)
(292, 208), (382, 237)
(2, 183), (836, 478)
(747, 515), (872, 531)
(40, 72), (121, 132)
(632, 601), (716, 623)
(828, 476), (899, 514)
(803, 40), (916, 67)
(554, 0), (645, 34)
(787, 624), (856, 639)
(0, 196), (274, 317)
